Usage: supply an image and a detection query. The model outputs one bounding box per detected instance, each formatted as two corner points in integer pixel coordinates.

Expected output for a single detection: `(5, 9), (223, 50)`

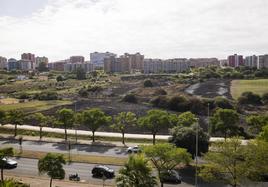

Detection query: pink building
(228, 54), (243, 67)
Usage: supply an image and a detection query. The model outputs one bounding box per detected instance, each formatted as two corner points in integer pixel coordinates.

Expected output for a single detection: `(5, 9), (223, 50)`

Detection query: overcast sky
(0, 0), (268, 61)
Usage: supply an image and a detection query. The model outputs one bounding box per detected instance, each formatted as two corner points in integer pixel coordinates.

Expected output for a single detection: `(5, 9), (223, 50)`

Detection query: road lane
(0, 139), (128, 157)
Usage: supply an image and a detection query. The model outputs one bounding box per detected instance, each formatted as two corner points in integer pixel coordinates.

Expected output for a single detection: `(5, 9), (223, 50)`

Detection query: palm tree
(81, 108), (111, 142)
(56, 108), (74, 141)
(6, 110), (24, 137)
(0, 147), (14, 182)
(38, 153), (66, 187)
(111, 112), (137, 145)
(116, 154), (157, 187)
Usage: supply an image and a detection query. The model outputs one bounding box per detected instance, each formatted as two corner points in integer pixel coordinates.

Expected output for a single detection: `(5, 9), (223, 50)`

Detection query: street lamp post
(195, 122), (198, 187)
(207, 103), (210, 136)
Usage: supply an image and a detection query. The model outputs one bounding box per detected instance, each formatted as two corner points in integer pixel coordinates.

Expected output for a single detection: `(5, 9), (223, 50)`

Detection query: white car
(127, 146), (141, 153)
(1, 158), (17, 169)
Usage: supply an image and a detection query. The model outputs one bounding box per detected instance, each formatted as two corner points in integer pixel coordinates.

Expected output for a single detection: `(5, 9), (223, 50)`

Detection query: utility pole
(195, 124), (198, 187)
(207, 103), (210, 136)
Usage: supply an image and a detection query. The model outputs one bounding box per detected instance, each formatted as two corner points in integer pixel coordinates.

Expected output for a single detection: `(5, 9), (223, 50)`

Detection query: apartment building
(18, 59), (32, 70)
(188, 58), (220, 68)
(70, 56), (85, 64)
(90, 52), (116, 67)
(257, 54), (268, 69)
(64, 61), (94, 72)
(104, 55), (131, 73)
(36, 56), (49, 68)
(123, 53), (144, 71)
(245, 55), (258, 68)
(48, 59), (69, 71)
(8, 58), (19, 71)
(228, 54), (244, 67)
(143, 58), (189, 74)
(21, 53), (35, 69)
(0, 56), (7, 69)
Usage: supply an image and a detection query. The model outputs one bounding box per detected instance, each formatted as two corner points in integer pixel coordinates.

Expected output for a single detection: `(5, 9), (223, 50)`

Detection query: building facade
(245, 55), (258, 68)
(8, 58), (19, 71)
(123, 53), (144, 71)
(188, 58), (220, 68)
(90, 52), (116, 67)
(21, 53), (35, 69)
(257, 54), (268, 69)
(104, 55), (131, 73)
(70, 56), (85, 64)
(0, 56), (7, 69)
(143, 58), (189, 74)
(228, 54), (244, 67)
(18, 59), (32, 70)
(64, 62), (94, 72)
(36, 56), (49, 68)
(48, 59), (69, 71)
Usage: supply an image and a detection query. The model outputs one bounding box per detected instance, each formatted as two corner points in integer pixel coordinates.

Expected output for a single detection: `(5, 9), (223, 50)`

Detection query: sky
(0, 0), (268, 61)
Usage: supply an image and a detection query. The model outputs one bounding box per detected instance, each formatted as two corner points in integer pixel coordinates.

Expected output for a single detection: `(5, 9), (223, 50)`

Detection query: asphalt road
(4, 157), (198, 187)
(0, 139), (129, 157)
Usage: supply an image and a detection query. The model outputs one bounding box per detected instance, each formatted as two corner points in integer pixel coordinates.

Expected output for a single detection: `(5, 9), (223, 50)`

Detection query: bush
(144, 79), (153, 87)
(122, 94), (138, 103)
(56, 75), (64, 82)
(188, 97), (206, 115)
(17, 92), (31, 99)
(262, 93), (268, 104)
(34, 91), (58, 100)
(214, 96), (233, 109)
(168, 95), (189, 112)
(78, 88), (88, 97)
(238, 92), (262, 105)
(150, 96), (169, 108)
(87, 85), (103, 92)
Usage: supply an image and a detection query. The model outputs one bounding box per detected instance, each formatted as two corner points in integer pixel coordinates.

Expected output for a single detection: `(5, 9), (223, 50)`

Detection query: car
(92, 165), (115, 178)
(1, 158), (18, 169)
(161, 170), (182, 184)
(126, 146), (141, 153)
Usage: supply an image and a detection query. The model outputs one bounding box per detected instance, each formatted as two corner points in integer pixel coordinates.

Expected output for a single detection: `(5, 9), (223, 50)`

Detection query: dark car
(92, 165), (115, 178)
(161, 170), (182, 184)
(1, 158), (18, 169)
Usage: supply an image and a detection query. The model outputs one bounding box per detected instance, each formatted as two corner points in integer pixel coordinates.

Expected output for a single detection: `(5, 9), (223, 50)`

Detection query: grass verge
(14, 149), (126, 166)
(0, 127), (167, 144)
(231, 79), (268, 99)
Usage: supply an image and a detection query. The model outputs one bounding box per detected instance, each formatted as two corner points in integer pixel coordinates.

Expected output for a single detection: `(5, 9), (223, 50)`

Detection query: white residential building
(90, 52), (116, 67)
(64, 62), (94, 72)
(0, 56), (7, 69)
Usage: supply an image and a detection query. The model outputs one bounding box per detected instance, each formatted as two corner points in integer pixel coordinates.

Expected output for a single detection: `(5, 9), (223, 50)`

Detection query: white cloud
(0, 0), (268, 61)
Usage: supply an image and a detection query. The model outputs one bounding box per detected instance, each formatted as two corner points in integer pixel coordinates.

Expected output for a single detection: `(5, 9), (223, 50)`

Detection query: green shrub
(238, 92), (262, 105)
(144, 79), (153, 87)
(122, 94), (138, 103)
(34, 91), (58, 100)
(214, 96), (233, 109)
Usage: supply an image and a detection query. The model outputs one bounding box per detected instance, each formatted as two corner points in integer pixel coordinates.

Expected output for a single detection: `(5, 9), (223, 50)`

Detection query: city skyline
(1, 0), (268, 61)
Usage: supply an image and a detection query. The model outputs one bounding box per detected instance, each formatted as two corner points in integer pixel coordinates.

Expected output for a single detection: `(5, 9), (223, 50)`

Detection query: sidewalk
(2, 124), (170, 140)
(0, 133), (141, 148)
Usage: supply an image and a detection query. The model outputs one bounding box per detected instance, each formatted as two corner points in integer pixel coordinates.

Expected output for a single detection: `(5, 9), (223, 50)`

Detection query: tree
(176, 111), (198, 127)
(143, 79), (153, 87)
(245, 140), (268, 181)
(169, 125), (209, 157)
(111, 112), (137, 144)
(6, 110), (25, 137)
(30, 113), (54, 139)
(246, 114), (268, 134)
(258, 124), (268, 142)
(214, 96), (233, 109)
(0, 110), (6, 125)
(210, 109), (240, 139)
(0, 147), (14, 182)
(238, 92), (262, 105)
(56, 75), (64, 82)
(138, 109), (170, 144)
(81, 108), (111, 142)
(199, 138), (247, 187)
(116, 154), (157, 187)
(56, 108), (74, 141)
(122, 94), (137, 103)
(76, 67), (86, 80)
(168, 95), (189, 112)
(38, 61), (48, 72)
(38, 153), (66, 187)
(143, 143), (191, 187)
